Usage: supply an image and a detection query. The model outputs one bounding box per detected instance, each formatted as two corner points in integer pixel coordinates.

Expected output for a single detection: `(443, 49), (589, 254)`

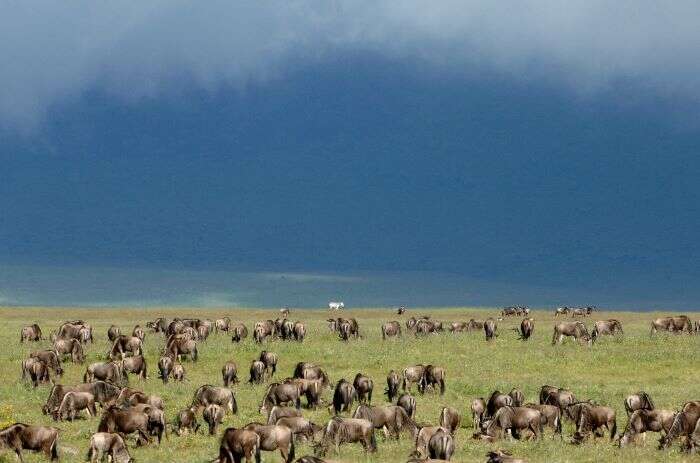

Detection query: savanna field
(1, 307), (698, 462)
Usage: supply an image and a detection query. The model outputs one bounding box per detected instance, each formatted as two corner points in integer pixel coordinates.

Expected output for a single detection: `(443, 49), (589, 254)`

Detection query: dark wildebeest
(518, 318), (534, 340)
(471, 398), (486, 430)
(166, 336), (198, 362)
(215, 317), (231, 333)
(110, 335), (143, 360)
(618, 408), (675, 447)
(86, 432), (132, 463)
(397, 393), (417, 420)
(414, 319), (440, 336)
(254, 320), (275, 343)
(509, 388), (524, 407)
(386, 370), (400, 402)
(397, 306), (406, 315)
(551, 321), (591, 346)
(659, 401), (700, 451)
(260, 351), (278, 377)
(467, 319), (484, 332)
(158, 354), (175, 384)
(30, 350), (63, 377)
(108, 325), (121, 342)
(315, 417), (376, 456)
(57, 321), (88, 341)
(244, 422), (295, 463)
(419, 365), (446, 395)
(476, 406), (543, 441)
(124, 392), (165, 411)
(624, 391), (654, 416)
(566, 402), (617, 442)
(42, 382), (120, 416)
(486, 391), (513, 419)
(285, 378), (323, 409)
(540, 386), (576, 414)
(352, 404), (417, 440)
(293, 363), (330, 388)
(411, 426), (448, 459)
(20, 324), (43, 342)
(53, 391), (97, 421)
(486, 450), (527, 463)
(231, 323), (249, 343)
(591, 319), (623, 341)
(222, 361), (239, 387)
(650, 315), (693, 335)
(381, 321), (401, 340)
(98, 406), (150, 446)
(428, 427), (455, 460)
(217, 427), (261, 463)
(192, 385), (238, 414)
(275, 417), (321, 442)
(21, 357), (50, 388)
(570, 307), (592, 317)
(174, 408), (200, 435)
(266, 406), (302, 425)
(0, 423), (59, 461)
(146, 317), (167, 333)
(554, 307), (569, 317)
(293, 322), (306, 342)
(260, 383), (302, 414)
(249, 360), (266, 384)
(502, 307), (519, 317)
(122, 355), (147, 380)
(132, 325), (145, 342)
(353, 373), (373, 404)
(204, 404), (225, 435)
(84, 361), (126, 385)
(484, 318), (498, 341)
(439, 406), (461, 436)
(402, 365), (425, 393)
(54, 337), (85, 363)
(332, 379), (357, 414)
(524, 403), (562, 437)
(280, 307), (290, 318)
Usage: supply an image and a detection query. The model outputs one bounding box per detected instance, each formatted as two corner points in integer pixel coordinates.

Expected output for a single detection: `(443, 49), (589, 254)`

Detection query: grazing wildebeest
(231, 323), (249, 343)
(411, 426), (448, 459)
(0, 423), (59, 461)
(57, 321), (88, 341)
(467, 319), (484, 332)
(485, 391), (513, 419)
(471, 398), (486, 430)
(570, 307), (592, 317)
(197, 324), (211, 341)
(397, 393), (417, 420)
(618, 408), (675, 447)
(30, 350), (63, 377)
(174, 408), (200, 435)
(22, 357), (50, 388)
(353, 373), (373, 404)
(146, 317), (167, 333)
(624, 391), (655, 416)
(124, 391), (165, 411)
(260, 382), (302, 413)
(337, 318), (360, 341)
(332, 379), (357, 414)
(98, 406), (150, 446)
(84, 361), (126, 385)
(554, 307), (570, 317)
(386, 370), (400, 402)
(122, 355), (147, 380)
(86, 432), (132, 463)
(172, 362), (185, 382)
(502, 307), (519, 317)
(107, 325), (121, 342)
(419, 365), (446, 395)
(381, 321), (402, 339)
(518, 318), (534, 340)
(591, 319), (623, 341)
(125, 405), (165, 444)
(204, 404), (225, 435)
(428, 427), (455, 460)
(222, 361), (239, 387)
(280, 307), (290, 318)
(414, 319), (441, 336)
(249, 360), (266, 384)
(439, 406), (461, 436)
(540, 386), (576, 413)
(477, 406), (543, 441)
(486, 450), (527, 463)
(352, 404), (417, 440)
(42, 382), (120, 415)
(328, 302), (344, 311)
(448, 321), (468, 333)
(215, 317), (231, 333)
(315, 417), (376, 456)
(650, 315), (693, 335)
(110, 335), (143, 360)
(509, 388), (524, 407)
(484, 318), (498, 341)
(659, 401), (700, 451)
(54, 391), (96, 421)
(166, 336), (198, 362)
(244, 422), (295, 463)
(566, 402), (617, 442)
(285, 378), (323, 409)
(524, 403), (562, 437)
(132, 325), (145, 342)
(20, 324), (43, 342)
(192, 385), (238, 414)
(53, 337), (85, 363)
(293, 322), (306, 342)
(158, 354), (175, 383)
(275, 417), (321, 442)
(402, 365), (426, 393)
(217, 427), (261, 463)
(260, 351), (278, 377)
(266, 406), (302, 425)
(551, 321), (591, 346)
(293, 362), (330, 388)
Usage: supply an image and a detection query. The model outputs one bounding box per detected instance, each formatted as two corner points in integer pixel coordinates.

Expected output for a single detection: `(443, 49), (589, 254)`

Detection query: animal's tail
(610, 419), (617, 440)
(439, 378), (445, 396)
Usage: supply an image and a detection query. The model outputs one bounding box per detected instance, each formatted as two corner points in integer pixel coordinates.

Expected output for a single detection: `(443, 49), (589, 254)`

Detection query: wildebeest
(107, 325), (121, 342)
(260, 382), (302, 413)
(476, 406), (543, 441)
(428, 427), (455, 460)
(518, 318), (534, 340)
(386, 370), (400, 402)
(174, 408), (200, 435)
(254, 320), (275, 343)
(332, 379), (357, 414)
(471, 398), (486, 430)
(110, 335), (143, 360)
(293, 362), (330, 388)
(624, 391), (655, 416)
(20, 323), (43, 342)
(42, 382), (120, 415)
(524, 403), (562, 437)
(215, 317), (231, 333)
(275, 416), (321, 442)
(591, 319), (623, 341)
(419, 365), (446, 395)
(266, 406), (303, 425)
(244, 422), (295, 463)
(659, 401), (700, 451)
(222, 361), (239, 387)
(30, 350), (63, 377)
(197, 323), (212, 341)
(53, 337), (85, 363)
(328, 301), (345, 311)
(397, 393), (417, 420)
(353, 373), (373, 404)
(551, 321), (591, 346)
(260, 351), (278, 377)
(123, 391), (165, 411)
(54, 391), (96, 421)
(285, 378), (323, 409)
(397, 306), (406, 315)
(84, 361), (126, 385)
(217, 426), (261, 463)
(486, 390), (514, 419)
(249, 360), (266, 384)
(411, 425), (448, 459)
(352, 404), (417, 439)
(554, 307), (570, 317)
(292, 322), (306, 342)
(650, 316), (693, 335)
(0, 423), (59, 461)
(86, 432), (132, 463)
(58, 321), (92, 342)
(540, 385), (576, 413)
(165, 335), (198, 361)
(381, 321), (402, 339)
(158, 354), (175, 384)
(448, 321), (468, 333)
(509, 388), (524, 407)
(501, 307), (520, 317)
(467, 319), (484, 332)
(204, 404), (225, 435)
(231, 323), (249, 343)
(21, 357), (50, 388)
(337, 318), (360, 341)
(618, 408), (675, 447)
(570, 307), (593, 317)
(146, 317), (167, 333)
(132, 325), (145, 342)
(122, 355), (147, 380)
(192, 385), (238, 414)
(98, 406), (150, 446)
(566, 402), (617, 442)
(402, 365), (425, 393)
(315, 417), (376, 456)
(439, 406), (461, 436)
(484, 318), (498, 341)
(486, 450), (527, 463)
(172, 362), (185, 382)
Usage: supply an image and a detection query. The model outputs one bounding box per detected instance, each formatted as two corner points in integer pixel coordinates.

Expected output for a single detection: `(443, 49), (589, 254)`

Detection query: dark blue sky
(2, 14), (700, 307)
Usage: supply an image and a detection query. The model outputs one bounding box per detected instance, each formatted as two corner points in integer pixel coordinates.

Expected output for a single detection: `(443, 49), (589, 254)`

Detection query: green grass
(1, 307), (698, 462)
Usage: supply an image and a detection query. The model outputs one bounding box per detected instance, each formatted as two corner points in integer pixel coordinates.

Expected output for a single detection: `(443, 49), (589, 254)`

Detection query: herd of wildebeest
(4, 306), (700, 463)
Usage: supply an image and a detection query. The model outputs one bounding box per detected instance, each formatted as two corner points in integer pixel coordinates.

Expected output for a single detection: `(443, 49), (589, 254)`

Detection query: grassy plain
(0, 307), (698, 462)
